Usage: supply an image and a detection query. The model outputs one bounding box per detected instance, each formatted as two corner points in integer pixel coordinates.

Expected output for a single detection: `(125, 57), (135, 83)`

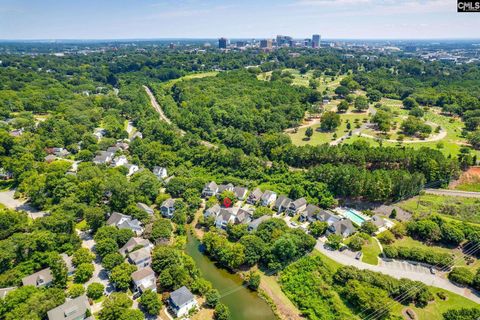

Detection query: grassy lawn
(162, 71), (218, 89)
(455, 181), (480, 192)
(392, 287), (479, 320)
(398, 193), (480, 225)
(362, 237), (381, 266)
(288, 112), (369, 146)
(392, 236), (480, 271)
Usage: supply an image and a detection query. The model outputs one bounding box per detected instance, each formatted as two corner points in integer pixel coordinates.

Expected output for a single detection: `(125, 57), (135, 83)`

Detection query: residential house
(327, 219), (356, 238)
(93, 128), (106, 140)
(45, 154), (56, 163)
(204, 204), (221, 218)
(93, 151), (114, 165)
(119, 237), (153, 256)
(317, 210), (341, 226)
(136, 202), (154, 215)
(235, 208), (252, 224)
(61, 253), (76, 276)
(124, 164), (139, 177)
(47, 295), (90, 320)
(246, 188), (263, 205)
(153, 166), (168, 180)
(22, 268), (53, 287)
(371, 215), (385, 229)
(248, 215), (271, 232)
(287, 198), (307, 216)
(131, 267), (156, 294)
(202, 181), (218, 198)
(53, 147), (69, 158)
(127, 247), (152, 268)
(300, 204), (322, 223)
(215, 208), (236, 229)
(111, 155), (128, 167)
(217, 183), (234, 194)
(131, 132), (143, 140)
(107, 212), (144, 235)
(160, 198), (175, 218)
(274, 195), (292, 213)
(169, 286), (198, 318)
(106, 146), (120, 154)
(233, 186), (248, 200)
(260, 190), (277, 207)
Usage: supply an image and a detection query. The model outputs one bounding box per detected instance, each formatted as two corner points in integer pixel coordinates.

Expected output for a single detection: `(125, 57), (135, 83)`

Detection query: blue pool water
(343, 209), (367, 225)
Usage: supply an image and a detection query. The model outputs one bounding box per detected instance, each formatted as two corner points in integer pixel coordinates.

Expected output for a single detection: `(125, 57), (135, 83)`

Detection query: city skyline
(1, 0), (480, 40)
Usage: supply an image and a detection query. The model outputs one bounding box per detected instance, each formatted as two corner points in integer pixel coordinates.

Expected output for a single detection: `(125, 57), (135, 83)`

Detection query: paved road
(424, 188), (480, 198)
(143, 85), (217, 149)
(315, 240), (480, 304)
(0, 190), (47, 219)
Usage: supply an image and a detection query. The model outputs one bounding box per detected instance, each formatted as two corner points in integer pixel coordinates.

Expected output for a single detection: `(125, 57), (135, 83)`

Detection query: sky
(1, 0), (479, 40)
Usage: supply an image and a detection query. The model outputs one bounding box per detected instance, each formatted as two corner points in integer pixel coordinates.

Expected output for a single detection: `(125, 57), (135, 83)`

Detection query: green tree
(246, 271), (261, 291)
(139, 289), (162, 316)
(448, 267), (474, 286)
(337, 101), (349, 113)
(102, 252), (124, 271)
(98, 292), (132, 320)
(402, 97), (419, 109)
(67, 284), (85, 298)
(354, 96), (369, 112)
(214, 303), (230, 320)
(109, 263), (136, 291)
(360, 221), (378, 235)
(305, 127), (313, 140)
(205, 288), (220, 308)
(320, 111), (341, 131)
(308, 221), (328, 238)
(72, 248), (95, 267)
(74, 263), (94, 283)
(327, 234), (343, 250)
(87, 282), (105, 300)
(348, 235), (364, 251)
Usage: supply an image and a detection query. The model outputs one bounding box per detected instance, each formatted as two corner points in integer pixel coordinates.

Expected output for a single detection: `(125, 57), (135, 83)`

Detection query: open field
(288, 112), (369, 146)
(397, 193), (480, 225)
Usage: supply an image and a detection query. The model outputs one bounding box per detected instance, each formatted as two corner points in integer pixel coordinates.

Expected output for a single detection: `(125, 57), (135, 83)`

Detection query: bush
(347, 235), (364, 251)
(205, 289), (220, 308)
(139, 289), (162, 316)
(448, 267), (474, 286)
(214, 303), (230, 320)
(74, 263), (94, 283)
(68, 284), (85, 298)
(87, 282), (105, 300)
(326, 234), (343, 250)
(377, 230), (395, 245)
(443, 308), (480, 320)
(245, 271), (261, 291)
(383, 245), (453, 268)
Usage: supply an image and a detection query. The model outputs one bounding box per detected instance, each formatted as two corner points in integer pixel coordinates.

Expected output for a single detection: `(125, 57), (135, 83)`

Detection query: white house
(111, 155), (128, 167)
(169, 286), (198, 318)
(124, 164), (139, 177)
(260, 190), (277, 207)
(131, 267), (156, 294)
(153, 166), (168, 179)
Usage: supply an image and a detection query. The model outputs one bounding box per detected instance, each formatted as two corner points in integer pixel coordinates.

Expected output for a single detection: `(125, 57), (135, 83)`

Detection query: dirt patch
(449, 166), (480, 190)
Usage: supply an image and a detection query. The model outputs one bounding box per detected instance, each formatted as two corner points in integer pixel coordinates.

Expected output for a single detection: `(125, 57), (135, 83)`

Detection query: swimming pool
(342, 208), (367, 225)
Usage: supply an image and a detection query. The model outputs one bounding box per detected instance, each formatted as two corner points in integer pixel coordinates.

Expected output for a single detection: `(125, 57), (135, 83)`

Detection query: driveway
(315, 239), (480, 304)
(0, 190), (47, 219)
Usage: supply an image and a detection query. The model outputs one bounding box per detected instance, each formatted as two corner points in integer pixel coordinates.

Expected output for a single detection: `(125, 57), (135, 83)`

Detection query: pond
(185, 233), (277, 320)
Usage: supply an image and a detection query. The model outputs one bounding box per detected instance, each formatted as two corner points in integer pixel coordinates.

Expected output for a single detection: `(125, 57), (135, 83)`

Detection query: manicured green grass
(162, 71), (218, 89)
(455, 181), (480, 192)
(362, 237), (381, 265)
(288, 112), (369, 146)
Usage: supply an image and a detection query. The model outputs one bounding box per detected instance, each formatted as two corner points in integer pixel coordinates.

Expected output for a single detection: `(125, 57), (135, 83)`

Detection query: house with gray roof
(119, 237), (153, 257)
(246, 188), (263, 205)
(215, 208), (236, 229)
(0, 287), (16, 299)
(233, 186), (248, 200)
(300, 204), (322, 222)
(22, 268), (53, 287)
(274, 195), (292, 213)
(327, 219), (356, 238)
(132, 267), (156, 294)
(316, 210), (341, 225)
(202, 181), (218, 197)
(153, 166), (168, 180)
(217, 183), (234, 194)
(47, 295), (90, 320)
(127, 247), (152, 268)
(107, 212), (144, 235)
(169, 286), (198, 318)
(93, 151), (114, 165)
(235, 208), (252, 224)
(160, 198), (175, 218)
(204, 204), (221, 218)
(287, 198), (307, 216)
(61, 253), (76, 276)
(248, 215), (271, 232)
(260, 190), (277, 207)
(137, 202), (154, 215)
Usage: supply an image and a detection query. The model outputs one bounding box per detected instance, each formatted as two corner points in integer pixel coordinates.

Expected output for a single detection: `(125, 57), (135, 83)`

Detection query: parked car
(430, 267), (436, 274)
(355, 252), (363, 260)
(339, 246), (348, 252)
(290, 222), (298, 227)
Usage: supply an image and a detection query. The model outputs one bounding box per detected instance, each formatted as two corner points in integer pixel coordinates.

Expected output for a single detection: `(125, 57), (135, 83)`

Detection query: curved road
(143, 85), (217, 149)
(315, 240), (480, 304)
(424, 188), (480, 198)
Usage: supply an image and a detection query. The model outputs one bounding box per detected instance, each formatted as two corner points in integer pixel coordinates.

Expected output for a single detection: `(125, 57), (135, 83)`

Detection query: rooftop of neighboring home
(261, 190), (276, 201)
(47, 295), (90, 320)
(136, 202), (154, 215)
(170, 286), (195, 308)
(60, 253), (75, 274)
(131, 266), (155, 281)
(218, 183), (234, 193)
(249, 188), (263, 200)
(204, 181), (218, 191)
(0, 287), (16, 299)
(248, 215), (271, 231)
(22, 268), (53, 287)
(328, 219), (356, 236)
(161, 198), (175, 208)
(106, 211), (132, 226)
(290, 197), (307, 209)
(233, 186), (248, 199)
(275, 195), (292, 209)
(119, 237), (152, 256)
(128, 247), (151, 263)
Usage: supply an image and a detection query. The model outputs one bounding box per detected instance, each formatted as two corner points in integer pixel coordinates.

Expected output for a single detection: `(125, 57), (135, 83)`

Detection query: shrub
(377, 230), (395, 245)
(87, 282), (105, 300)
(68, 284), (85, 298)
(448, 267), (474, 286)
(383, 245), (453, 268)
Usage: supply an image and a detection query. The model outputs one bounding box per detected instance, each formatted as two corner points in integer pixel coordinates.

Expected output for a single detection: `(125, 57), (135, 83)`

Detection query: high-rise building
(218, 37), (228, 49)
(260, 39), (273, 49)
(312, 34), (321, 48)
(304, 38), (312, 47)
(276, 35), (293, 47)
